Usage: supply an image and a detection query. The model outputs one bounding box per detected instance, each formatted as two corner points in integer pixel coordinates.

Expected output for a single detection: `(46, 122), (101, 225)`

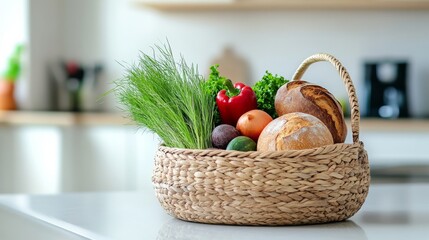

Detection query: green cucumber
(226, 136), (257, 151)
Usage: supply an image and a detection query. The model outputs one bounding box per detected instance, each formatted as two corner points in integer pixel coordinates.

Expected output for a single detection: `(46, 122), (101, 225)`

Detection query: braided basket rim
(157, 141), (363, 158)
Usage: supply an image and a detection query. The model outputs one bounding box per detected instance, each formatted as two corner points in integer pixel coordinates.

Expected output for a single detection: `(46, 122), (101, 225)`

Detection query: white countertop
(0, 183), (428, 240)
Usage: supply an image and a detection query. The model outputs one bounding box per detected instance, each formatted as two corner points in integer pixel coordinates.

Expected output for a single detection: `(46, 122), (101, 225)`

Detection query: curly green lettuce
(202, 64), (227, 126)
(253, 71), (289, 118)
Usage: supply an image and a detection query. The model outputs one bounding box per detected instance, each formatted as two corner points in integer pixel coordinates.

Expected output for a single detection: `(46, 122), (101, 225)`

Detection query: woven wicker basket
(152, 53), (370, 225)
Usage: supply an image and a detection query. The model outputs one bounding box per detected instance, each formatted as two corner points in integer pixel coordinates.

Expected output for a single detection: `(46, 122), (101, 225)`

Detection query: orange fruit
(236, 110), (273, 142)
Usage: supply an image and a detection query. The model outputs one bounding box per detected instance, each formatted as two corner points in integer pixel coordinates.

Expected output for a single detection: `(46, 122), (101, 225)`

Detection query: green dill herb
(114, 43), (215, 149)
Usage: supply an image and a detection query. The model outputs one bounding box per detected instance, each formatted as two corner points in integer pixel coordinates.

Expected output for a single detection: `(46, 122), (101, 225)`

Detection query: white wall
(26, 0), (64, 110)
(0, 0), (27, 72)
(55, 0), (429, 117)
(5, 0), (427, 113)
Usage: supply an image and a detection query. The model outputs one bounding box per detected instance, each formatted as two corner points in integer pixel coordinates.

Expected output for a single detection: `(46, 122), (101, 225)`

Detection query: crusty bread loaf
(275, 80), (347, 143)
(257, 112), (334, 151)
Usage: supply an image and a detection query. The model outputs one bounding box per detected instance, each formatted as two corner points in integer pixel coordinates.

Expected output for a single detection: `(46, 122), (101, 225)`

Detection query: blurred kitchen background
(1, 0), (429, 194)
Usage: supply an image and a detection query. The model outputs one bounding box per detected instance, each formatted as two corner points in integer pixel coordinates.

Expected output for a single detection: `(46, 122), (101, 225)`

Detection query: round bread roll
(257, 112), (333, 151)
(275, 80), (347, 143)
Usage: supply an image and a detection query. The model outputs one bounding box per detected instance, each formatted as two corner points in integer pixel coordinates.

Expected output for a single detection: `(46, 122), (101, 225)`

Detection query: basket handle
(292, 53), (360, 144)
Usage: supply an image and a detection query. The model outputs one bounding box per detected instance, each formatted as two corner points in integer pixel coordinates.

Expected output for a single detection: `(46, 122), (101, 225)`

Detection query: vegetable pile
(115, 43), (294, 151)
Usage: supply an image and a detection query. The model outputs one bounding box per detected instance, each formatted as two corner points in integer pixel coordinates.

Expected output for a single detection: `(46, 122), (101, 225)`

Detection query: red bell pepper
(216, 79), (257, 126)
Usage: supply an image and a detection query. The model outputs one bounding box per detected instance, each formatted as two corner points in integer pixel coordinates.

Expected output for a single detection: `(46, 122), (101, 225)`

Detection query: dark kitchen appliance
(364, 61), (409, 118)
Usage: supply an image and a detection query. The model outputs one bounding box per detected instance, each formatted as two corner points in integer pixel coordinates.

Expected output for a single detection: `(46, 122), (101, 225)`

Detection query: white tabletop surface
(0, 183), (428, 240)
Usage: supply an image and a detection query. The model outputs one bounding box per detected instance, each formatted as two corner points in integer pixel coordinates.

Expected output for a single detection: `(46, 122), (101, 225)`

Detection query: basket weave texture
(152, 53), (370, 225)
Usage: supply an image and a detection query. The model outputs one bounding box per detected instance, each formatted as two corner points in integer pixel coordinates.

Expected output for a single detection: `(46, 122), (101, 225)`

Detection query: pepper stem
(224, 79), (240, 97)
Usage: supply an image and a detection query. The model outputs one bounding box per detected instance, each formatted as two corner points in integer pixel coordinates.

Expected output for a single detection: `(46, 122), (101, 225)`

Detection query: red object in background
(0, 80), (17, 110)
(66, 62), (79, 76)
(216, 80), (257, 126)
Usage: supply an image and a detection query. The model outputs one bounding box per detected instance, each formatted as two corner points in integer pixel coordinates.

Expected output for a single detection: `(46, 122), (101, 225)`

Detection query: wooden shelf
(0, 111), (131, 126)
(1, 111), (428, 131)
(351, 118), (429, 132)
(138, 0), (429, 11)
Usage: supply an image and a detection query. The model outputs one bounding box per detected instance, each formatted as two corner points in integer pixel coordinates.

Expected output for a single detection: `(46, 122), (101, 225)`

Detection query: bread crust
(257, 112), (334, 151)
(275, 80), (347, 143)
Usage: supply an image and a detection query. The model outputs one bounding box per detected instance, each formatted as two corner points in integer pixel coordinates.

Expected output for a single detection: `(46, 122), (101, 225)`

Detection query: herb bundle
(115, 44), (215, 149)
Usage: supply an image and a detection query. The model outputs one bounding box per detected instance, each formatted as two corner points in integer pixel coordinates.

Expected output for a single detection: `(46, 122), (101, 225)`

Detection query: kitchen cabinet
(0, 111), (140, 194)
(138, 0), (429, 11)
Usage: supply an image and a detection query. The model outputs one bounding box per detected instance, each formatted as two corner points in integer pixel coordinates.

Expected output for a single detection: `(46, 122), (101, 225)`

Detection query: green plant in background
(2, 45), (24, 82)
(252, 71), (289, 118)
(114, 43), (215, 149)
(202, 64), (227, 126)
